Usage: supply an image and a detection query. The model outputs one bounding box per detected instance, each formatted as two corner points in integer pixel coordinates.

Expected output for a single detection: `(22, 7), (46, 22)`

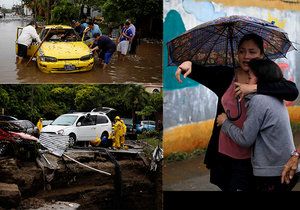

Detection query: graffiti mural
(164, 0), (300, 131)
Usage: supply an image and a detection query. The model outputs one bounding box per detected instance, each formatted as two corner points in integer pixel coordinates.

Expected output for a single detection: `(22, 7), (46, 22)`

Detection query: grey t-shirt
(222, 94), (300, 176)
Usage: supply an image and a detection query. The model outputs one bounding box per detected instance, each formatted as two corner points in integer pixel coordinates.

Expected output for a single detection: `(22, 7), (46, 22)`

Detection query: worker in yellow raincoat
(120, 119), (127, 148)
(36, 118), (43, 134)
(112, 116), (122, 149)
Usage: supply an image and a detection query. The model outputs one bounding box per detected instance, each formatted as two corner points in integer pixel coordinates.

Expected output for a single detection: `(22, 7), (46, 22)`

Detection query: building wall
(144, 84), (163, 94)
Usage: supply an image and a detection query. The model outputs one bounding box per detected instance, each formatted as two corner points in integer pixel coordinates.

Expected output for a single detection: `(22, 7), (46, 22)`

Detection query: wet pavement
(163, 155), (220, 191)
(163, 132), (300, 191)
(0, 16), (162, 84)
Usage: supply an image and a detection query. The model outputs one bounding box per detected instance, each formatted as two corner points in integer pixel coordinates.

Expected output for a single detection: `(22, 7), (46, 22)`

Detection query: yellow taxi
(16, 25), (94, 73)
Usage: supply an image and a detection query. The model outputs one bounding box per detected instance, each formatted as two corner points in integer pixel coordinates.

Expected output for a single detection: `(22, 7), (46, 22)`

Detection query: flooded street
(0, 17), (162, 84)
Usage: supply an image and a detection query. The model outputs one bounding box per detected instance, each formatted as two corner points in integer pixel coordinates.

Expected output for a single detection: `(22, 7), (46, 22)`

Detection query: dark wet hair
(93, 33), (101, 38)
(125, 21), (130, 26)
(87, 22), (93, 26)
(248, 59), (283, 83)
(238, 33), (264, 54)
(28, 20), (37, 27)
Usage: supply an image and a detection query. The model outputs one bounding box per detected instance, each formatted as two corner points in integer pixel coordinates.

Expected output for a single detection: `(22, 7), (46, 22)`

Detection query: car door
(95, 115), (111, 137)
(76, 115), (96, 141)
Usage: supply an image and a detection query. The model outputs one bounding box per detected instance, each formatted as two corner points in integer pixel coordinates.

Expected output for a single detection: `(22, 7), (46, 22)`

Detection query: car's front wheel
(69, 133), (76, 147)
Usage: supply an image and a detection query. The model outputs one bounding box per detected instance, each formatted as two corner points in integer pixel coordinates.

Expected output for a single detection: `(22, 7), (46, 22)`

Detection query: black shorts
(17, 44), (28, 58)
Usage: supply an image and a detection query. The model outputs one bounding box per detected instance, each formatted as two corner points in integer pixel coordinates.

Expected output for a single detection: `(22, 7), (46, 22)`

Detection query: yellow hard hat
(115, 116), (120, 120)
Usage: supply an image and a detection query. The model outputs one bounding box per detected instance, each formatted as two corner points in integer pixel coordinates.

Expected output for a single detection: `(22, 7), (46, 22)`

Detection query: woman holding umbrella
(175, 33), (299, 191)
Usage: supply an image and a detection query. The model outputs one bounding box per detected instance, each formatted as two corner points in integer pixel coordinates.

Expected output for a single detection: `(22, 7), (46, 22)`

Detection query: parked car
(0, 121), (38, 159)
(16, 25), (94, 73)
(42, 120), (53, 127)
(136, 120), (156, 134)
(11, 120), (39, 138)
(0, 115), (18, 121)
(122, 118), (137, 140)
(0, 121), (38, 142)
(41, 112), (112, 146)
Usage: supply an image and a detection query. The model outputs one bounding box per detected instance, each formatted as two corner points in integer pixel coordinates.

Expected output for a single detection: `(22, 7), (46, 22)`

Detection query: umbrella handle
(226, 97), (242, 121)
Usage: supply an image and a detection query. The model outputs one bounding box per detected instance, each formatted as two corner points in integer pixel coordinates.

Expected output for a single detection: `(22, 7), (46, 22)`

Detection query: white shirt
(17, 25), (41, 46)
(129, 24), (136, 36)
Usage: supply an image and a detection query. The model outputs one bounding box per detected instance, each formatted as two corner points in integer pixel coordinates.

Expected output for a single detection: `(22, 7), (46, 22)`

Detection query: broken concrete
(0, 182), (21, 208)
(0, 148), (162, 210)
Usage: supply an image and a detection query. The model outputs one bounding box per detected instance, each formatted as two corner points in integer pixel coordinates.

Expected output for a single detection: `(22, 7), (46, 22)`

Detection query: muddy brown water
(0, 18), (162, 84)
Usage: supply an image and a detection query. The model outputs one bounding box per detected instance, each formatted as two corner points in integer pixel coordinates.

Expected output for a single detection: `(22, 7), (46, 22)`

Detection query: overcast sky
(0, 0), (21, 9)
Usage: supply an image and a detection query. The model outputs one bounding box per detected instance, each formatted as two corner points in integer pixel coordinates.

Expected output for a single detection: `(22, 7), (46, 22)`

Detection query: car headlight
(57, 129), (64, 135)
(80, 54), (93, 61)
(40, 56), (57, 62)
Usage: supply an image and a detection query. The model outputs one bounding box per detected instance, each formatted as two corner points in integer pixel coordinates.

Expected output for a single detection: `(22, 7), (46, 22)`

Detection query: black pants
(129, 36), (138, 54)
(17, 44), (28, 58)
(210, 153), (254, 192)
(255, 173), (299, 192)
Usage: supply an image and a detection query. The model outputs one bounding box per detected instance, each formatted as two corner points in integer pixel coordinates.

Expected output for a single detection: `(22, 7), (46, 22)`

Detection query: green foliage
(166, 149), (206, 163)
(138, 130), (160, 139)
(149, 92), (163, 112)
(143, 137), (161, 147)
(137, 105), (156, 118)
(139, 137), (162, 157)
(1, 8), (12, 13)
(0, 88), (9, 108)
(41, 102), (68, 120)
(0, 84), (157, 123)
(75, 85), (103, 111)
(51, 0), (80, 24)
(100, 0), (162, 23)
(123, 85), (150, 111)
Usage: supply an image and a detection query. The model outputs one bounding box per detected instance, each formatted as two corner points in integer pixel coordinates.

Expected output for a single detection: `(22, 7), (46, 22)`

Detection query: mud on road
(0, 149), (162, 210)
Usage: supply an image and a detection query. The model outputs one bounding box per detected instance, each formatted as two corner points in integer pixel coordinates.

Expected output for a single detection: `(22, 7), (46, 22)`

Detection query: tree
(137, 105), (156, 119)
(123, 85), (150, 127)
(0, 88), (9, 108)
(74, 85), (104, 111)
(138, 91), (163, 119)
(0, 84), (159, 125)
(22, 0), (54, 23)
(148, 92), (163, 113)
(51, 0), (80, 24)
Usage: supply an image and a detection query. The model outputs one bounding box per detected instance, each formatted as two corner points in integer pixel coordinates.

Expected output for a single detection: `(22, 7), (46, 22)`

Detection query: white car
(41, 112), (112, 146)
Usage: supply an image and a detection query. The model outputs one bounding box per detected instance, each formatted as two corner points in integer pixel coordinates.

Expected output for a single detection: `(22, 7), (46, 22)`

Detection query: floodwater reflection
(0, 17), (162, 84)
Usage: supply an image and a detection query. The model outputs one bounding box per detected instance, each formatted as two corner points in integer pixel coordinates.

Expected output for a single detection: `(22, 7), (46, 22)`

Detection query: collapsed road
(0, 136), (162, 210)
